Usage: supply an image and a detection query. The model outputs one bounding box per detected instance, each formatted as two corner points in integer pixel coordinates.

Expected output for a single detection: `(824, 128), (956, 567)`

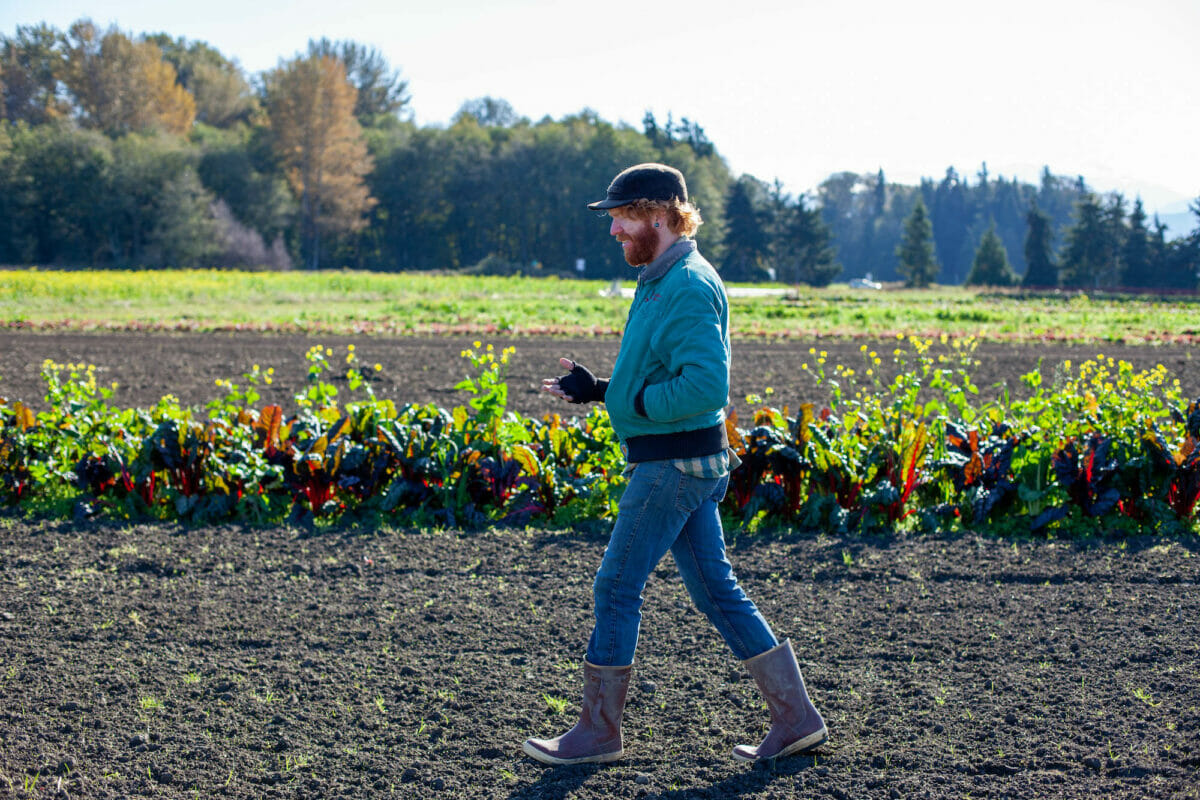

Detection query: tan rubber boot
(733, 639), (828, 761)
(523, 660), (632, 765)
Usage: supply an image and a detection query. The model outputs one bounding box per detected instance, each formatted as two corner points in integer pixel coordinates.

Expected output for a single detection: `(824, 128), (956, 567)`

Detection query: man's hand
(542, 358), (608, 404)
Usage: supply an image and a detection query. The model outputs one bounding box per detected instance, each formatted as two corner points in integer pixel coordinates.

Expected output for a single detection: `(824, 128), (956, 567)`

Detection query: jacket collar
(637, 239), (696, 285)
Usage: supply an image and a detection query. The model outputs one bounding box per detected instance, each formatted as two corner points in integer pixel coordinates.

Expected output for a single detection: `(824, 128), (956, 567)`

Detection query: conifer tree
(721, 175), (772, 280)
(774, 193), (840, 286)
(1060, 193), (1108, 288)
(965, 224), (1016, 286)
(1120, 198), (1153, 288)
(1022, 202), (1057, 286)
(896, 196), (938, 287)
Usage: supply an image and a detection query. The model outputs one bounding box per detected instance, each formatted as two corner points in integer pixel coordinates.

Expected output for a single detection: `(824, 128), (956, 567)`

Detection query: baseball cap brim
(586, 198), (631, 211)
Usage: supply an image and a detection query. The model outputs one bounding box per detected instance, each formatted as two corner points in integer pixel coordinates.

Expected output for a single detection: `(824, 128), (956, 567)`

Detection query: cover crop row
(1, 339), (1197, 537)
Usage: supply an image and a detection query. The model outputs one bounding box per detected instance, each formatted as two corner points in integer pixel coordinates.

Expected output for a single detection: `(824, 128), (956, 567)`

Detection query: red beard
(619, 224), (659, 266)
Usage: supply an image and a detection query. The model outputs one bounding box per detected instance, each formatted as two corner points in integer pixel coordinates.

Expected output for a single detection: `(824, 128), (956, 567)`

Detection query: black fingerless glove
(558, 362), (609, 404)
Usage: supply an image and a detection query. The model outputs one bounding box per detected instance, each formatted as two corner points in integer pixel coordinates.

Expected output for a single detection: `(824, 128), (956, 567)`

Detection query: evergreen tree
(896, 196), (938, 287)
(1060, 193), (1109, 288)
(774, 193), (840, 286)
(965, 223), (1016, 286)
(1022, 202), (1057, 286)
(1120, 198), (1153, 288)
(1158, 197), (1200, 290)
(721, 175), (772, 280)
(1100, 194), (1128, 287)
(930, 168), (970, 283)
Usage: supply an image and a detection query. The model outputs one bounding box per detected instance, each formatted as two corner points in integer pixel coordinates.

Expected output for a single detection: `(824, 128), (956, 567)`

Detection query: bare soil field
(1, 333), (1199, 799)
(1, 331), (1197, 416)
(2, 521), (1197, 799)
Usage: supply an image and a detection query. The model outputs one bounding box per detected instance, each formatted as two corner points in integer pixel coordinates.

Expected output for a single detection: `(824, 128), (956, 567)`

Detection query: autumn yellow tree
(62, 20), (194, 135)
(264, 54), (375, 269)
(0, 24), (71, 124)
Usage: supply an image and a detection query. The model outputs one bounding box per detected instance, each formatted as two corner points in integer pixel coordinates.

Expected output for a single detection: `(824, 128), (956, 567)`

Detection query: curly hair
(617, 198), (704, 238)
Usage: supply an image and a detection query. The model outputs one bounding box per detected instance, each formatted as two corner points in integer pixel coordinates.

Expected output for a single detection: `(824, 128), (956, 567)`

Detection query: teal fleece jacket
(605, 240), (730, 444)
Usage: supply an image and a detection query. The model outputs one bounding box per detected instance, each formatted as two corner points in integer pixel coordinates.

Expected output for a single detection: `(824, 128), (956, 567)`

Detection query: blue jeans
(586, 460), (779, 666)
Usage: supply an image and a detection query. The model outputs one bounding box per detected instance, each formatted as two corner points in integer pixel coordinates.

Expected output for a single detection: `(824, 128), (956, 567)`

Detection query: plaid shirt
(673, 447), (742, 478)
(624, 448), (742, 479)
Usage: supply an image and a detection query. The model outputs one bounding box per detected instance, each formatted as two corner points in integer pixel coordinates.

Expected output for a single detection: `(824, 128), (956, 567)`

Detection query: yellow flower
(374, 363), (383, 372)
(348, 344), (355, 351)
(474, 340), (482, 349)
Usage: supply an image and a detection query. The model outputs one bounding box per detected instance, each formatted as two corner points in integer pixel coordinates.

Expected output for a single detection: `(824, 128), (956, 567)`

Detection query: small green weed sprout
(138, 695), (164, 711)
(543, 694), (569, 714)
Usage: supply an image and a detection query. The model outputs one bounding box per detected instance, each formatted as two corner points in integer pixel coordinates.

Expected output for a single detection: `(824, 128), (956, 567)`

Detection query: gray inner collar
(637, 239), (696, 284)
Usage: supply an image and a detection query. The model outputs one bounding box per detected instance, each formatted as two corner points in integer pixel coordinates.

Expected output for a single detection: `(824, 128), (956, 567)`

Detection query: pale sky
(5, 0), (1199, 218)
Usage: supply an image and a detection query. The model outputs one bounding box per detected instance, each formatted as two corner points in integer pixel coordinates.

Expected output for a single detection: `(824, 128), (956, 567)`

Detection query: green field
(3, 268), (1198, 342)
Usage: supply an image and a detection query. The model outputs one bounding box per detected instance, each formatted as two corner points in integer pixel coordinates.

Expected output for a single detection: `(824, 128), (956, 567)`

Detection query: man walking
(523, 163), (828, 765)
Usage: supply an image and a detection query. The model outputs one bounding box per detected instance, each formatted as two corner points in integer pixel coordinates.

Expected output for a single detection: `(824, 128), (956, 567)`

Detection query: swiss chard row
(1, 340), (1197, 536)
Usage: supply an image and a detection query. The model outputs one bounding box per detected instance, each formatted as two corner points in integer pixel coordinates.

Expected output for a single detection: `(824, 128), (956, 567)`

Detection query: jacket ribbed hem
(625, 423), (729, 463)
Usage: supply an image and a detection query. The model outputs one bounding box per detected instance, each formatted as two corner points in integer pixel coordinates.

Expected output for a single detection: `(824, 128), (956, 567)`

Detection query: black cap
(587, 163), (688, 210)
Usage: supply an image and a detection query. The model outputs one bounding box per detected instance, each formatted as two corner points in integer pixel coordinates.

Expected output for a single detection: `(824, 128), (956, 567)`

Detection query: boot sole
(731, 726), (828, 762)
(522, 741), (624, 765)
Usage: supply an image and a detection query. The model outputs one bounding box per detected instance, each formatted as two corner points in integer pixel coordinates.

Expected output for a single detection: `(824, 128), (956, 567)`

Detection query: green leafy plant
(1, 341), (1197, 537)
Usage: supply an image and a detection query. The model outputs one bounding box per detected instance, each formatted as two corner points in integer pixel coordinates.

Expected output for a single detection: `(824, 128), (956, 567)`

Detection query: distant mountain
(1153, 201), (1197, 241)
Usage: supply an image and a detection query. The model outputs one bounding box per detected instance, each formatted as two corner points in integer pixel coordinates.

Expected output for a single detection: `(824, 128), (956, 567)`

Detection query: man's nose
(609, 218), (622, 236)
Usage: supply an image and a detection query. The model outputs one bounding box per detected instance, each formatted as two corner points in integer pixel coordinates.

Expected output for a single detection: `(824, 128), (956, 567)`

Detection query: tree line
(2, 20), (1197, 288)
